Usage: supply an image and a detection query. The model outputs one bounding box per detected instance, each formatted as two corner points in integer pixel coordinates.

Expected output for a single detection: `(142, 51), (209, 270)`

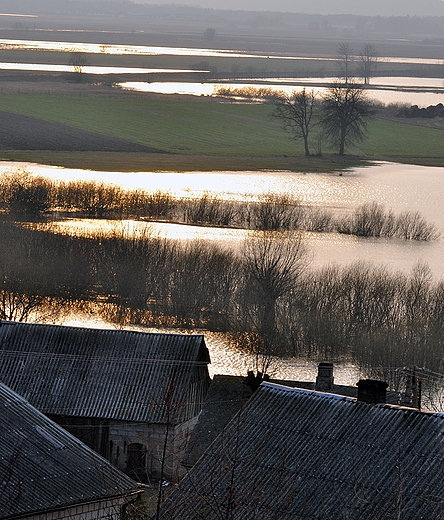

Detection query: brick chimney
(315, 363), (334, 392)
(357, 379), (388, 404)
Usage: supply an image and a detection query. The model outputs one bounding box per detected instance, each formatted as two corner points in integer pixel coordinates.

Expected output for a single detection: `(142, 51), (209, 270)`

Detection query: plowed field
(0, 110), (164, 153)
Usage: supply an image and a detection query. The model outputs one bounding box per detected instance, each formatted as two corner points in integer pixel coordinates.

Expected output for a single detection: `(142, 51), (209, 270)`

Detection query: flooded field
(3, 160), (444, 279)
(117, 75), (444, 106)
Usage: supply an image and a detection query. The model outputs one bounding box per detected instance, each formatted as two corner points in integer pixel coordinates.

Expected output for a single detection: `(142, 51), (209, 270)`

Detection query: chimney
(315, 362), (334, 392)
(246, 371), (268, 392)
(357, 379), (388, 404)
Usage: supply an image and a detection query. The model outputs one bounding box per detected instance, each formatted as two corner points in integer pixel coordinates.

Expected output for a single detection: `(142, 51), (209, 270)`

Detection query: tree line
(0, 171), (438, 241)
(0, 219), (442, 385)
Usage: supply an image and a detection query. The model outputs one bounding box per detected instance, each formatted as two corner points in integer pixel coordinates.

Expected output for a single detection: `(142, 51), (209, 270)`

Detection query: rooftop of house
(0, 382), (142, 519)
(0, 321), (210, 423)
(182, 365), (403, 468)
(166, 382), (444, 520)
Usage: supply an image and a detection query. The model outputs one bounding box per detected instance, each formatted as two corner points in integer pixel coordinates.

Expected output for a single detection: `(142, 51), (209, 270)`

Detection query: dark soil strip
(0, 110), (166, 153)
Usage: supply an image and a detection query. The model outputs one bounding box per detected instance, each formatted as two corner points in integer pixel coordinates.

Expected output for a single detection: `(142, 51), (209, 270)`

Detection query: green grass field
(0, 93), (443, 171)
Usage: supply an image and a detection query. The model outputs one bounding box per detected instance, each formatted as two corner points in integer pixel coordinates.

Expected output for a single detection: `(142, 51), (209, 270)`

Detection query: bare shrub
(56, 180), (123, 217)
(124, 189), (175, 219)
(0, 169), (54, 218)
(183, 193), (238, 227)
(394, 210), (440, 241)
(248, 194), (303, 231)
(302, 206), (334, 232)
(336, 202), (439, 241)
(336, 201), (386, 237)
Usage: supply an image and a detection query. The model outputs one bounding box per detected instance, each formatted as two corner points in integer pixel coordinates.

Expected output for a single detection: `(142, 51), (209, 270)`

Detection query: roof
(182, 375), (253, 468)
(182, 373), (401, 469)
(0, 321), (210, 423)
(0, 382), (142, 519)
(163, 382), (444, 520)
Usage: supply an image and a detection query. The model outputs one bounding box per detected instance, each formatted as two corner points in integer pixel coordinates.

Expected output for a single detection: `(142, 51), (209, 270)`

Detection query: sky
(132, 0), (444, 17)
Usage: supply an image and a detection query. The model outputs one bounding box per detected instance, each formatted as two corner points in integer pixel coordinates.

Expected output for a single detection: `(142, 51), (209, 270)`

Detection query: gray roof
(163, 383), (444, 520)
(182, 375), (253, 468)
(0, 382), (142, 519)
(0, 321), (210, 423)
(182, 374), (402, 469)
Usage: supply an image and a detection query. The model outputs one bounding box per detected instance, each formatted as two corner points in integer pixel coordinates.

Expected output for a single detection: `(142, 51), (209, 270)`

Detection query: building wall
(51, 415), (198, 483)
(21, 497), (131, 520)
(108, 416), (198, 483)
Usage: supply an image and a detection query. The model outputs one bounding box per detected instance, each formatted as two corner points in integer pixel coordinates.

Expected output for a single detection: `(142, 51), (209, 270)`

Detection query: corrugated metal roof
(0, 382), (142, 519)
(182, 374), (403, 469)
(162, 383), (444, 520)
(0, 321), (210, 423)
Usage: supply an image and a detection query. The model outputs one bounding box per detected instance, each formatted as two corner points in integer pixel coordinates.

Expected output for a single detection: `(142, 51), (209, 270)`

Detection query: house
(162, 380), (444, 519)
(182, 363), (403, 469)
(0, 382), (143, 520)
(0, 321), (211, 482)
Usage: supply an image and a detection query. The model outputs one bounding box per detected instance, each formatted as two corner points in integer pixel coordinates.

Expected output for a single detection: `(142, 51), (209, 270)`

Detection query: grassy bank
(0, 93), (443, 170)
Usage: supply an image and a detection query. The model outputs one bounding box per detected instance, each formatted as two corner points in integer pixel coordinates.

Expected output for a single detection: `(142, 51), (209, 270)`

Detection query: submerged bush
(336, 202), (439, 241)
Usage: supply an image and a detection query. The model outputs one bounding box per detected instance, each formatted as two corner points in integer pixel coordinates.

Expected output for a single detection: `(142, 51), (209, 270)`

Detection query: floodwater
(1, 37), (444, 65)
(0, 62), (205, 75)
(3, 161), (442, 383)
(1, 35), (442, 105)
(2, 160), (444, 279)
(119, 77), (444, 107)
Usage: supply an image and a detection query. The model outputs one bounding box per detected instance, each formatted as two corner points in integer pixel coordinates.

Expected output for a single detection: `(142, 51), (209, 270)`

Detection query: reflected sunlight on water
(50, 218), (249, 245)
(3, 160), (444, 278)
(118, 79), (444, 106)
(0, 62), (205, 75)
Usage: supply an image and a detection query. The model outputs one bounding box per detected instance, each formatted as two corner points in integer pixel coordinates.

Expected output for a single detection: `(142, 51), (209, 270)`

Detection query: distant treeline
(5, 0), (444, 32)
(0, 219), (443, 396)
(0, 171), (439, 241)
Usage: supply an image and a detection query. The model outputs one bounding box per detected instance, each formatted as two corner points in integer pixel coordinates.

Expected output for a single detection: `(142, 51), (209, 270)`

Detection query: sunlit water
(119, 77), (444, 106)
(1, 38), (443, 66)
(0, 38), (333, 59)
(0, 62), (205, 75)
(2, 161), (444, 279)
(3, 160), (443, 381)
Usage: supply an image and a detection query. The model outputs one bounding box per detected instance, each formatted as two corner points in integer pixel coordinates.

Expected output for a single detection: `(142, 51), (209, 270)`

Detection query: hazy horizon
(131, 0), (444, 17)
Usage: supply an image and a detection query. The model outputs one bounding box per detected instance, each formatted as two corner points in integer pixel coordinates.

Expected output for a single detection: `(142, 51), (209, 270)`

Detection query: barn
(0, 382), (143, 520)
(0, 320), (211, 482)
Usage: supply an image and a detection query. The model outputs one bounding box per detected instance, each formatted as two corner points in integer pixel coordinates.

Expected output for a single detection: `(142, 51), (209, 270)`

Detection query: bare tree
(338, 42), (354, 83)
(239, 230), (309, 373)
(272, 89), (317, 156)
(68, 51), (89, 75)
(320, 80), (374, 156)
(358, 44), (378, 85)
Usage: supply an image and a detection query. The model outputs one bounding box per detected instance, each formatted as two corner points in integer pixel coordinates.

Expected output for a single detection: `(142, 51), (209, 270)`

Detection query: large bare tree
(240, 230), (309, 373)
(320, 80), (374, 156)
(272, 89), (317, 156)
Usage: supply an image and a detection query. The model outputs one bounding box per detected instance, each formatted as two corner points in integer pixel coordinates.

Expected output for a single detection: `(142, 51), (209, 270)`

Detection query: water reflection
(5, 160), (443, 279)
(118, 78), (444, 106)
(0, 38), (325, 59)
(46, 217), (443, 277)
(1, 38), (443, 66)
(0, 62), (204, 75)
(2, 161), (443, 221)
(120, 81), (215, 96)
(50, 218), (248, 245)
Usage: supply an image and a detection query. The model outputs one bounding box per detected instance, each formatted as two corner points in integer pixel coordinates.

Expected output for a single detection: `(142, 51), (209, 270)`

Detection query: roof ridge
(259, 381), (444, 417)
(0, 320), (204, 338)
